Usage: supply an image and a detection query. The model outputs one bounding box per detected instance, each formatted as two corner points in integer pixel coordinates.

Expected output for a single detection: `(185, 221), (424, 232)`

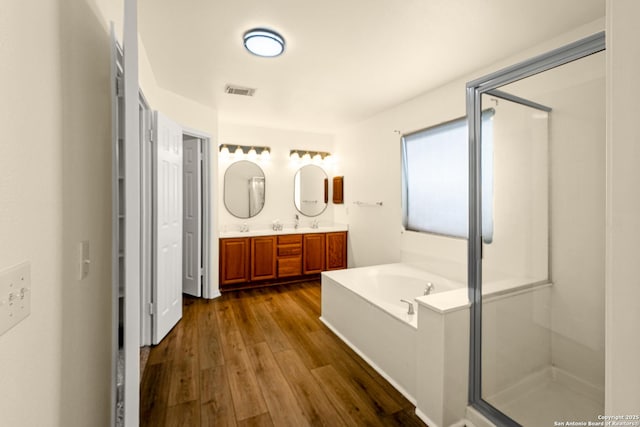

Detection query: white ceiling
(138, 0), (604, 133)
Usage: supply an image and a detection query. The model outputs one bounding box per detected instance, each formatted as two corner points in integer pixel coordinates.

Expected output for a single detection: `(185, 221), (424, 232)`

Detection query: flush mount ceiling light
(243, 28), (285, 57)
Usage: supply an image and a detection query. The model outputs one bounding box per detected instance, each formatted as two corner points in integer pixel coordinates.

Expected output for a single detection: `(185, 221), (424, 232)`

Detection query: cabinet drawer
(278, 257), (302, 277)
(278, 244), (301, 257)
(278, 234), (302, 245)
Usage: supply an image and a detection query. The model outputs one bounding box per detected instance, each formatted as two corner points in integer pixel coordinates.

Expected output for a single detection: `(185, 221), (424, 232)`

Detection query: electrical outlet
(0, 262), (31, 336)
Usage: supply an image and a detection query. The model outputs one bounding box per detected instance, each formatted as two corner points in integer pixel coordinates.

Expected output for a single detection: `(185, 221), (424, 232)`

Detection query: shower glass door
(468, 34), (605, 426)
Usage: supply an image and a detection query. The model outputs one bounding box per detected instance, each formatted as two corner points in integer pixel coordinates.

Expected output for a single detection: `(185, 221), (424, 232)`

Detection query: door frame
(139, 93), (152, 346)
(182, 127), (213, 299)
(109, 23), (123, 427)
(139, 125), (213, 346)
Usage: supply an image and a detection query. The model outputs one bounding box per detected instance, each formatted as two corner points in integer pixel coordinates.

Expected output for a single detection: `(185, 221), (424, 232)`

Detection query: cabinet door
(277, 257), (302, 277)
(303, 233), (325, 274)
(326, 232), (347, 270)
(251, 236), (277, 281)
(220, 238), (250, 285)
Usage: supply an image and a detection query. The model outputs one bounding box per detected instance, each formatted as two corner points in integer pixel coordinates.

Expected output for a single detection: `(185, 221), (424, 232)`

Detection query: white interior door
(153, 111), (183, 345)
(183, 137), (202, 297)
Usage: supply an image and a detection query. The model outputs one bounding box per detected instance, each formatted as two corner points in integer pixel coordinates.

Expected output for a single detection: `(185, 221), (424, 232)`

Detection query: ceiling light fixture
(243, 28), (285, 58)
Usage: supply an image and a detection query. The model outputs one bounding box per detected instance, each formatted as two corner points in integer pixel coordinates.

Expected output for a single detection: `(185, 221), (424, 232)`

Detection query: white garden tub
(320, 263), (464, 402)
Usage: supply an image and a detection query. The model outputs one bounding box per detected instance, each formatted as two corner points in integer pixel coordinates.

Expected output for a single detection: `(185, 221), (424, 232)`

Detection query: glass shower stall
(467, 33), (606, 426)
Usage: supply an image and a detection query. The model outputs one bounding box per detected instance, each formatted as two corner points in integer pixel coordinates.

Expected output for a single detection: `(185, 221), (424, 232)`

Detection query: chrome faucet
(400, 299), (415, 315)
(294, 214), (300, 229)
(311, 219), (319, 229)
(424, 282), (435, 296)
(240, 222), (249, 232)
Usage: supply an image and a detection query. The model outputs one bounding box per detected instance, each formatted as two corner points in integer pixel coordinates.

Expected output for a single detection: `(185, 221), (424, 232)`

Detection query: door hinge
(148, 302), (155, 315)
(148, 129), (154, 143)
(116, 76), (124, 98)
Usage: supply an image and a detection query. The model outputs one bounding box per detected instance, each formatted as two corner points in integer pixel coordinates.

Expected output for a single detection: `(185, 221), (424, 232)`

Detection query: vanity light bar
(219, 144), (271, 160)
(289, 149), (331, 160)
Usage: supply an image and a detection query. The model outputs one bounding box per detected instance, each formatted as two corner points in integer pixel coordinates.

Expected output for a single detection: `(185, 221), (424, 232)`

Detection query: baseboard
(415, 408), (441, 427)
(207, 289), (222, 299)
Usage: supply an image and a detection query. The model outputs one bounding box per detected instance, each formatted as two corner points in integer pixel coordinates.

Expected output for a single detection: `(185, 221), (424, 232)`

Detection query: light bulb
(312, 153), (322, 163)
(323, 154), (332, 165)
(290, 151), (300, 162)
(261, 149), (271, 161)
(219, 145), (230, 160)
(302, 152), (311, 162)
(247, 147), (257, 160)
(234, 146), (244, 159)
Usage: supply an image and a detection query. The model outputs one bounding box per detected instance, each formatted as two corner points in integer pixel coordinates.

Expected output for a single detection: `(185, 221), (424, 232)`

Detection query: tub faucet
(400, 299), (415, 315)
(424, 282), (434, 296)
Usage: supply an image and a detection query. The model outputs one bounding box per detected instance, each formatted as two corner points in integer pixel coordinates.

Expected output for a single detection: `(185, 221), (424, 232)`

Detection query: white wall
(482, 287), (552, 398)
(334, 18), (607, 406)
(482, 98), (549, 283)
(605, 0), (640, 414)
(139, 39), (218, 136)
(218, 123), (336, 231)
(547, 74), (606, 390)
(138, 36), (221, 296)
(0, 2), (64, 425)
(334, 19), (604, 275)
(0, 0), (120, 426)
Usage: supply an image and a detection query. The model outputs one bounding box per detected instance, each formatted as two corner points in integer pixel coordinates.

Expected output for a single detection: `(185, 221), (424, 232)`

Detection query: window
(401, 111), (494, 242)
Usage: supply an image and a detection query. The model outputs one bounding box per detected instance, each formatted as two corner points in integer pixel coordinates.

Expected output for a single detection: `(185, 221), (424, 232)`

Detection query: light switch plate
(0, 262), (31, 336)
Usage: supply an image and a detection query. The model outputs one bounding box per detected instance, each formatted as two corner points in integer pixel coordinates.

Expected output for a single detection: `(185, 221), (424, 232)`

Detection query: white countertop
(219, 224), (348, 238)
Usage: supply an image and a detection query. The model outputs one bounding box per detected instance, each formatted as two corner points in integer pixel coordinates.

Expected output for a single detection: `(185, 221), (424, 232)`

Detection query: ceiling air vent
(225, 85), (256, 96)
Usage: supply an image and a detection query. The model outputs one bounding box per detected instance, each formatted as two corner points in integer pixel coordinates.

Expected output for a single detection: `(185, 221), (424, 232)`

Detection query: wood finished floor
(140, 281), (427, 427)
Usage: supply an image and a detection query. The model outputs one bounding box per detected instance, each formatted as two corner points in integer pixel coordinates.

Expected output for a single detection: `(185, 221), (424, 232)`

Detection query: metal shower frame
(466, 31), (606, 427)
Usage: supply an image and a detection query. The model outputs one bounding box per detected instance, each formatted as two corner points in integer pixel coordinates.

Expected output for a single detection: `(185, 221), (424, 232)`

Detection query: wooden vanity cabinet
(277, 234), (302, 277)
(326, 231), (348, 270)
(251, 236), (277, 281)
(219, 237), (250, 285)
(303, 233), (326, 274)
(220, 231), (347, 289)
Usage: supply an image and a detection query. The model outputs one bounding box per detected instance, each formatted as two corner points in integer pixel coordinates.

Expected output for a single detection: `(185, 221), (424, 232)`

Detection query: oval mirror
(294, 164), (328, 217)
(224, 160), (266, 218)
